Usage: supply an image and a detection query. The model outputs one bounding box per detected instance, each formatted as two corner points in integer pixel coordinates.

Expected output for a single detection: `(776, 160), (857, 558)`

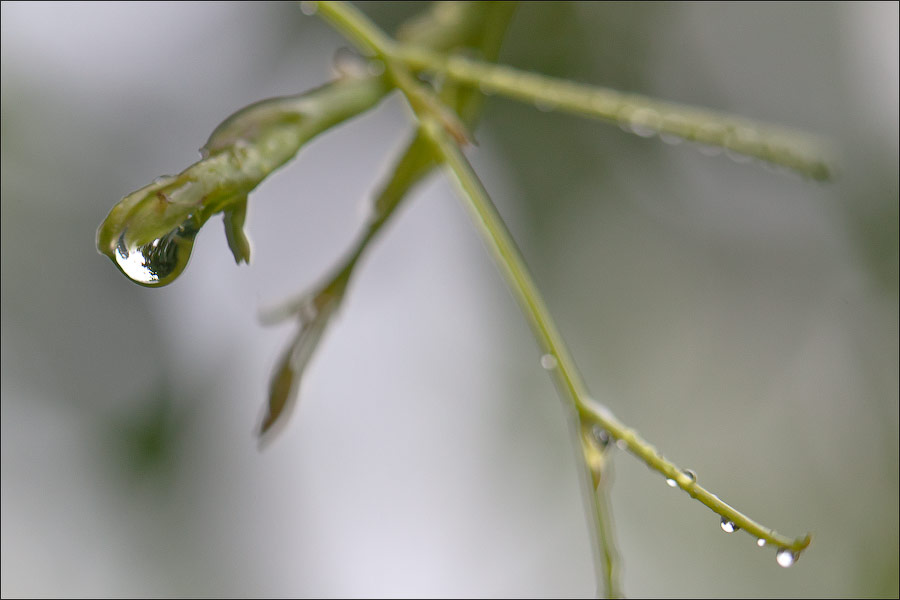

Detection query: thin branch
(315, 3), (622, 594)
(395, 45), (835, 181)
(417, 112), (624, 599)
(423, 100), (811, 572)
(313, 1), (813, 592)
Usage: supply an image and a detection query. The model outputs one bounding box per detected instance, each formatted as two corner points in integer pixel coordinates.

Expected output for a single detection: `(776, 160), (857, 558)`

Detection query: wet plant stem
(315, 0), (812, 594)
(394, 46), (834, 180)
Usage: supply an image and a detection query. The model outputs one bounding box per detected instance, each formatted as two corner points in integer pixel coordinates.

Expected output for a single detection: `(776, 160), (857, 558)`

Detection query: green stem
(314, 0), (813, 591)
(419, 112), (624, 595)
(394, 45), (834, 180)
(315, 3), (621, 594)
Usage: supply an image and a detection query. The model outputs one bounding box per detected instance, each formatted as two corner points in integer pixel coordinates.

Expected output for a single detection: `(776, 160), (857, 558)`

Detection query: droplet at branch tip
(776, 547), (798, 568)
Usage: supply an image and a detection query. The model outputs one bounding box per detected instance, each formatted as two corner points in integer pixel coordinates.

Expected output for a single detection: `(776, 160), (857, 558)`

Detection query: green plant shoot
(94, 2), (831, 594)
(96, 75), (389, 286)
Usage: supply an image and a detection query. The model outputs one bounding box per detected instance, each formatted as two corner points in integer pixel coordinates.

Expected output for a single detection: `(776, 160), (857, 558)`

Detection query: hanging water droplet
(666, 478), (677, 488)
(660, 133), (683, 145)
(696, 143), (724, 157)
(299, 1), (318, 16)
(615, 438), (628, 451)
(628, 108), (660, 138)
(113, 222), (198, 287)
(477, 82), (496, 96)
(540, 353), (558, 370)
(720, 518), (739, 533)
(776, 548), (797, 568)
(757, 538), (767, 547)
(725, 147), (753, 164)
(682, 468), (697, 482)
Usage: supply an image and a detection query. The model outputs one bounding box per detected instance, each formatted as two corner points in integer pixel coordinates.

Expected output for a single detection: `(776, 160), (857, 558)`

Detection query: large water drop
(776, 548), (797, 568)
(113, 223), (198, 286)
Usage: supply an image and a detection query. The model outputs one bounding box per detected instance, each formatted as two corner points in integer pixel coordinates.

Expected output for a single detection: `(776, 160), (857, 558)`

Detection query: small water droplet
(666, 478), (677, 488)
(591, 425), (611, 449)
(628, 108), (660, 138)
(477, 82), (496, 96)
(725, 147), (753, 164)
(776, 548), (797, 568)
(696, 143), (724, 157)
(682, 468), (697, 482)
(720, 518), (739, 533)
(534, 99), (557, 112)
(299, 1), (318, 15)
(757, 538), (767, 547)
(660, 133), (683, 145)
(615, 439), (628, 451)
(540, 354), (558, 370)
(113, 222), (198, 286)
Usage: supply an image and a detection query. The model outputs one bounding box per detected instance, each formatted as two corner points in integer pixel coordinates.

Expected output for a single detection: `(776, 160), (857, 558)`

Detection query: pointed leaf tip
(224, 197), (252, 265)
(259, 350), (297, 436)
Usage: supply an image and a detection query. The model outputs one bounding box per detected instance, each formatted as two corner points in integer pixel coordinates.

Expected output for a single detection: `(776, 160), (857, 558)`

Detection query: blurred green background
(2, 2), (897, 597)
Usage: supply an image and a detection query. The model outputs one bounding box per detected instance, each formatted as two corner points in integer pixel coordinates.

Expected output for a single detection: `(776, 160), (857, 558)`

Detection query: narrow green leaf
(223, 196), (251, 265)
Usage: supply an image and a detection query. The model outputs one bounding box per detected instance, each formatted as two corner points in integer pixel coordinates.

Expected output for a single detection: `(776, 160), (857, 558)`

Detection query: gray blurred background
(2, 2), (897, 597)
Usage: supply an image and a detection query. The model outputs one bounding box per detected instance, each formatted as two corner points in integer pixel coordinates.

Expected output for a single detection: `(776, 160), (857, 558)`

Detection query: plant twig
(394, 45), (835, 181)
(315, 1), (622, 595)
(314, 1), (813, 588)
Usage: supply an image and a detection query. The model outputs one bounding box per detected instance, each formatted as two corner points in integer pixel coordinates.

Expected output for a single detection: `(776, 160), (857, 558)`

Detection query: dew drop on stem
(591, 425), (611, 449)
(720, 518), (739, 533)
(776, 548), (798, 568)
